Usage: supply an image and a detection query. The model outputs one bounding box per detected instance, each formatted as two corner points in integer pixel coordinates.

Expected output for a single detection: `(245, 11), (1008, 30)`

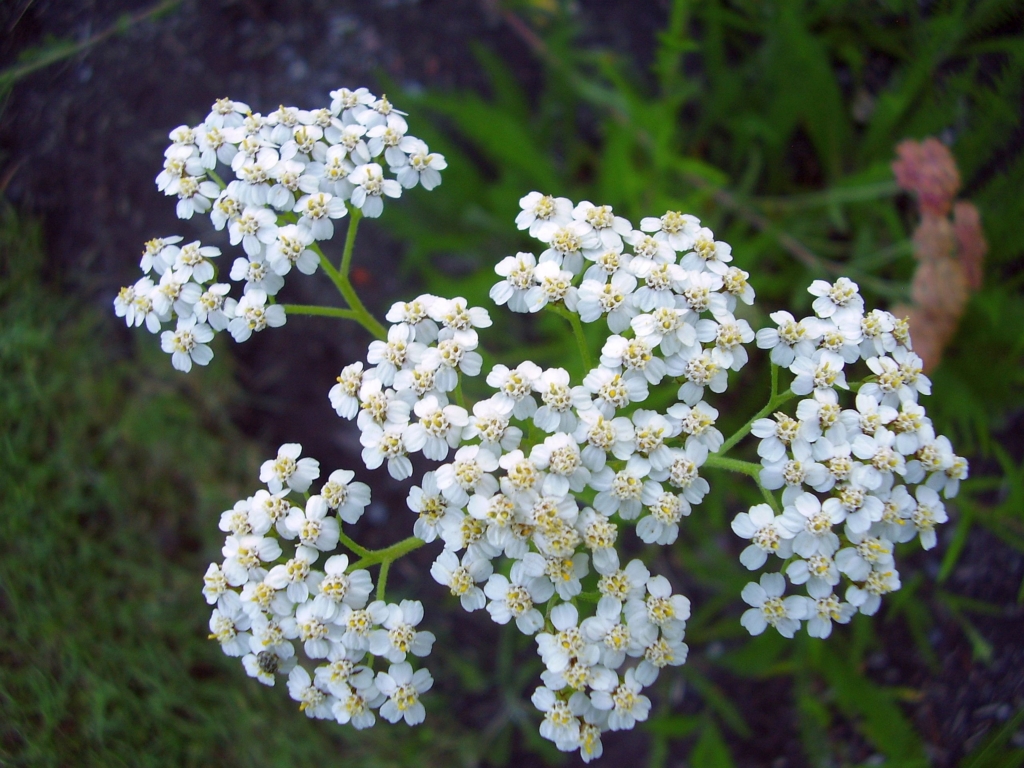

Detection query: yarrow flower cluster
(321, 193), (760, 758)
(205, 444), (438, 728)
(119, 91), (968, 761)
(732, 279), (967, 638)
(114, 88), (445, 371)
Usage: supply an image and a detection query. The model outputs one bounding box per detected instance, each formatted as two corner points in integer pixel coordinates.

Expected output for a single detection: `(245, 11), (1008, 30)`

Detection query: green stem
(340, 207), (362, 279)
(376, 559), (391, 602)
(703, 455), (780, 513)
(548, 304), (593, 371)
(718, 370), (871, 457)
(324, 210), (387, 339)
(348, 536), (426, 571)
(338, 531), (371, 559)
(313, 245), (350, 298)
(454, 375), (468, 410)
(308, 234), (387, 340)
(282, 304), (359, 320)
(207, 168), (227, 190)
(703, 454), (762, 478)
(758, 485), (781, 514)
(718, 373), (796, 455)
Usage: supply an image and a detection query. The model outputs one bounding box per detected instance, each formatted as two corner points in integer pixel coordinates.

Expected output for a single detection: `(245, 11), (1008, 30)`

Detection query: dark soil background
(1, 1), (1021, 765)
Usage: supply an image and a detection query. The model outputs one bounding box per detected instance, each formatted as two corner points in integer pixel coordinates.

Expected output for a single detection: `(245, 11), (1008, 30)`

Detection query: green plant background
(1, 1), (1021, 766)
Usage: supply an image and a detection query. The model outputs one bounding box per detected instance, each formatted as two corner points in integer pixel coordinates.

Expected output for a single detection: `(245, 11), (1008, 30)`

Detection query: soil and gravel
(1, 1), (1020, 765)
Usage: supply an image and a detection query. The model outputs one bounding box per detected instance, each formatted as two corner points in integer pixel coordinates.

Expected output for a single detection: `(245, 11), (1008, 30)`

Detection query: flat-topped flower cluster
(315, 190), (776, 759)
(735, 279), (967, 638)
(119, 88), (967, 763)
(203, 446), (437, 727)
(114, 88), (445, 370)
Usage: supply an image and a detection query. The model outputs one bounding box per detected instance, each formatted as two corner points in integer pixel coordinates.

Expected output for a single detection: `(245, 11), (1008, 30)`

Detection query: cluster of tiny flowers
(202, 443), (435, 728)
(169, 169), (970, 756)
(733, 278), (968, 639)
(324, 193), (757, 759)
(114, 87), (445, 371)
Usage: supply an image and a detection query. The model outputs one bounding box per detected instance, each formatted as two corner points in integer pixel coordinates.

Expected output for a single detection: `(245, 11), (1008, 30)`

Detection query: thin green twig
(703, 456), (779, 512)
(454, 375), (468, 410)
(338, 531), (371, 558)
(282, 304), (359, 320)
(703, 454), (761, 478)
(207, 169), (227, 190)
(308, 231), (387, 340)
(376, 559), (391, 602)
(719, 391), (797, 455)
(547, 304), (593, 371)
(340, 207), (362, 279)
(348, 536), (426, 571)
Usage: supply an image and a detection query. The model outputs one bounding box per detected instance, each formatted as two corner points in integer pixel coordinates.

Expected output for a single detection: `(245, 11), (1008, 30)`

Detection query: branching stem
(718, 365), (796, 455)
(307, 209), (388, 340)
(348, 536), (426, 572)
(338, 531), (372, 558)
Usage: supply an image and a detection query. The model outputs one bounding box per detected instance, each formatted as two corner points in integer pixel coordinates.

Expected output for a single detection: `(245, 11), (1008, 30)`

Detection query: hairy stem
(376, 559), (391, 602)
(703, 456), (780, 513)
(338, 531), (372, 558)
(348, 536), (426, 572)
(758, 484), (781, 514)
(703, 454), (761, 478)
(282, 304), (360, 320)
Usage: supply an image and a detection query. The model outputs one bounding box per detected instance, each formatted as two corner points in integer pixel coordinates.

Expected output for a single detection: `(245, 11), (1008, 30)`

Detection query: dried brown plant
(890, 139), (987, 371)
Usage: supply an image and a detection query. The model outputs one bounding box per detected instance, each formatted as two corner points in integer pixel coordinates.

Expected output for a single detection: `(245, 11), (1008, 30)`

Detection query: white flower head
(294, 191), (348, 240)
(731, 503), (795, 569)
(430, 550), (492, 612)
(484, 561), (554, 635)
(227, 289), (286, 342)
(284, 495), (340, 552)
(260, 443), (321, 493)
(376, 662), (433, 726)
(516, 191), (573, 236)
(740, 572), (807, 638)
(808, 277), (864, 322)
(395, 137), (447, 190)
(287, 665), (334, 719)
(369, 600), (435, 663)
(320, 468), (371, 524)
(160, 315), (214, 372)
(349, 162), (402, 218)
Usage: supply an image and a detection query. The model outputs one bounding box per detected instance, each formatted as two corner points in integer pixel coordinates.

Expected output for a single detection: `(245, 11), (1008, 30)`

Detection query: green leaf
(961, 707), (1024, 768)
(690, 719), (736, 768)
(815, 646), (927, 761)
(685, 669), (752, 738)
